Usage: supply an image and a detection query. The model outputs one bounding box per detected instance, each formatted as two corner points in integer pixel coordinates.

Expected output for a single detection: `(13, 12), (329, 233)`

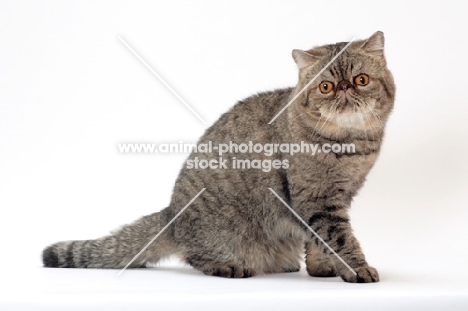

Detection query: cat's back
(202, 87), (293, 142)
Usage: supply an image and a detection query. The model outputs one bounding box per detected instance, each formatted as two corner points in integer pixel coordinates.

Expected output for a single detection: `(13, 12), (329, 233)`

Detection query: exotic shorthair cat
(43, 31), (395, 283)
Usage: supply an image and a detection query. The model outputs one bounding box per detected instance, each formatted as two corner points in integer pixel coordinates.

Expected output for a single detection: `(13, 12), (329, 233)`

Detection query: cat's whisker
(357, 98), (385, 144)
(363, 99), (385, 131)
(365, 119), (382, 140)
(289, 110), (318, 124)
(356, 107), (371, 150)
(309, 100), (339, 143)
(308, 114), (325, 143)
(362, 109), (382, 142)
(364, 103), (385, 142)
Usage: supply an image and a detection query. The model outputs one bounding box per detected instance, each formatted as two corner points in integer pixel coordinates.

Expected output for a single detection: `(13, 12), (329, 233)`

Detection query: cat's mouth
(336, 92), (356, 112)
(320, 93), (372, 128)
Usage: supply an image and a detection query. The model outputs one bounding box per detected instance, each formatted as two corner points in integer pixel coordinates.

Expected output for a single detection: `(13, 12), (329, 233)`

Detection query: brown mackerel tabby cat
(43, 31), (395, 283)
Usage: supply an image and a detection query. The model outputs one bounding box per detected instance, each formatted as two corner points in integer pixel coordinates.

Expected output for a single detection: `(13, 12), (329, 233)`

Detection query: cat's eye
(319, 81), (334, 94)
(354, 74), (369, 86)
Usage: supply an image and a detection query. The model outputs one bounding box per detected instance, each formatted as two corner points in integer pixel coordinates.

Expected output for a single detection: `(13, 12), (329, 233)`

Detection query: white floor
(2, 257), (467, 310)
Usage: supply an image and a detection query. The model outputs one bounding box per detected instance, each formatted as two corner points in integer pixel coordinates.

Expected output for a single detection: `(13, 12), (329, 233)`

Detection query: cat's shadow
(145, 266), (342, 283)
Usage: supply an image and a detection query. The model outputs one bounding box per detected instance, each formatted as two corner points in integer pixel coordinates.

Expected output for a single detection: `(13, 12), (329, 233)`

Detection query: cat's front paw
(340, 266), (379, 283)
(201, 264), (254, 278)
(306, 262), (337, 277)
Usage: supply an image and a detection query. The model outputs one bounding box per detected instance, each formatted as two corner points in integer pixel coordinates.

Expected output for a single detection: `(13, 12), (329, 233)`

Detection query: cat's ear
(361, 31), (385, 57)
(292, 49), (322, 70)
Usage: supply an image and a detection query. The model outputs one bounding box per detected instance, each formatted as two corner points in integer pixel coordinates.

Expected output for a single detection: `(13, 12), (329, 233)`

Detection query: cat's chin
(331, 112), (368, 129)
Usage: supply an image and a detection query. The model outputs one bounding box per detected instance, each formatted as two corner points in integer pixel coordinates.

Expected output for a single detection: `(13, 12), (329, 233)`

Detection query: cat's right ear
(361, 31), (385, 57)
(292, 49), (321, 70)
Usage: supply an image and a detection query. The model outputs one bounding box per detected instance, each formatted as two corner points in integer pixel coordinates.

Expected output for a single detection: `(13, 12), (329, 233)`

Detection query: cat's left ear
(292, 49), (322, 70)
(361, 31), (385, 57)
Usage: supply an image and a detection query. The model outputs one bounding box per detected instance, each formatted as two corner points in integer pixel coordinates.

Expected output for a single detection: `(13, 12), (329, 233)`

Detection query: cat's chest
(286, 151), (378, 193)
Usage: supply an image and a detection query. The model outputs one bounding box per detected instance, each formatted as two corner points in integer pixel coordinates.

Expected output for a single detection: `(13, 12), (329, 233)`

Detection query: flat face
(292, 35), (395, 139)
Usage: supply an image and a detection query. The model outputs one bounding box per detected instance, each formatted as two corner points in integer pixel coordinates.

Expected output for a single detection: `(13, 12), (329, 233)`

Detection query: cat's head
(290, 31), (395, 140)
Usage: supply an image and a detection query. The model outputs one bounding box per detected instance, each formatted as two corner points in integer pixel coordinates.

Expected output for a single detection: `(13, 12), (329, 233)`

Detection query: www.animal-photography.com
(1, 1), (467, 310)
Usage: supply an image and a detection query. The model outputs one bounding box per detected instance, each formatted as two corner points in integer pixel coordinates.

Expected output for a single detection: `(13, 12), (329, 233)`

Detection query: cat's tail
(42, 209), (175, 269)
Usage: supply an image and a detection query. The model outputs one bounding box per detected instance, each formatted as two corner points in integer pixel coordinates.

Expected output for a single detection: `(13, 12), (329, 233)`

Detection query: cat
(43, 31), (395, 283)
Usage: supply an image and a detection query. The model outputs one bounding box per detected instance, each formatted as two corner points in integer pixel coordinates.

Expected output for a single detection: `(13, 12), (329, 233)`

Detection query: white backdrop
(1, 1), (468, 310)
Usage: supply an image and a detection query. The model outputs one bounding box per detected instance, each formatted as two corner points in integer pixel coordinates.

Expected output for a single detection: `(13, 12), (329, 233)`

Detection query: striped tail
(42, 210), (174, 269)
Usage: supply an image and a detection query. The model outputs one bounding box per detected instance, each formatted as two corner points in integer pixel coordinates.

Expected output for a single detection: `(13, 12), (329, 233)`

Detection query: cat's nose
(336, 80), (354, 91)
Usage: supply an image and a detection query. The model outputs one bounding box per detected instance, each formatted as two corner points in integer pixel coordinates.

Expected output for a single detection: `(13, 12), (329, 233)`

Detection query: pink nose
(336, 80), (353, 91)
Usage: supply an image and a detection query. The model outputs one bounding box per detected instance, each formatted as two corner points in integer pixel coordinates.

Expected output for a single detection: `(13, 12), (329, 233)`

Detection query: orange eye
(319, 81), (334, 94)
(354, 74), (369, 86)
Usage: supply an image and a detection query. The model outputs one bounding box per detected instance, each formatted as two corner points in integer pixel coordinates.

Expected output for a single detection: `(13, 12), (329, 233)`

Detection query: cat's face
(291, 32), (395, 139)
